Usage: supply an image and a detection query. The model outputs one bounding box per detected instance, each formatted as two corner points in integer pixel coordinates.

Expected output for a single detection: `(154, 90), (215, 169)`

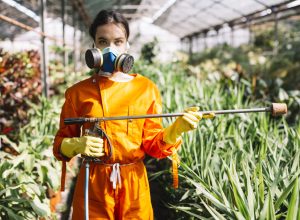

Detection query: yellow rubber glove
(163, 107), (215, 144)
(60, 136), (104, 158)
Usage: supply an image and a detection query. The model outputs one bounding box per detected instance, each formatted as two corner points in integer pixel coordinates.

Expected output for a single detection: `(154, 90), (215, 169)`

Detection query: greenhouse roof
(0, 0), (75, 39)
(82, 0), (296, 39)
(0, 0), (299, 40)
(151, 0), (293, 38)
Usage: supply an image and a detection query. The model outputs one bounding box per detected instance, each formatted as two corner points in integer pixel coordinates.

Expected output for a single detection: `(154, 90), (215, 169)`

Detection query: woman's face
(94, 22), (127, 53)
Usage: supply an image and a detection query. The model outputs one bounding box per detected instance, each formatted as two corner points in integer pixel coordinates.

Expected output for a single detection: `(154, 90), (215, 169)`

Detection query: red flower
(2, 127), (13, 134)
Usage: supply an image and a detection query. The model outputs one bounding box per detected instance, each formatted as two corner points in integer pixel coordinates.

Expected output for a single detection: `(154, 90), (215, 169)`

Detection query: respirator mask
(85, 45), (134, 75)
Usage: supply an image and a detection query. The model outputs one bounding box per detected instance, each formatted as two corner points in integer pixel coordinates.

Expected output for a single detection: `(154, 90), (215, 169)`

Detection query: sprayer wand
(64, 103), (287, 125)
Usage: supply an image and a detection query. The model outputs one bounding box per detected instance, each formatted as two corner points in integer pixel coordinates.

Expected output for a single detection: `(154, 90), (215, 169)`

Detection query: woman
(53, 10), (211, 219)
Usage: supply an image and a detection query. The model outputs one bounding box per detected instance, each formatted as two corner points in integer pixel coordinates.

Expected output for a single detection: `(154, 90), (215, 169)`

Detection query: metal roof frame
(1, 0), (300, 41)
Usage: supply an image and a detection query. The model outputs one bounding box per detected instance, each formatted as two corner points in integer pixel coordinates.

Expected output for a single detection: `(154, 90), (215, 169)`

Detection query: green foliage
(134, 60), (300, 219)
(0, 96), (63, 219)
(0, 48), (83, 144)
(0, 48), (84, 219)
(140, 37), (159, 64)
(0, 49), (42, 143)
(188, 20), (300, 97)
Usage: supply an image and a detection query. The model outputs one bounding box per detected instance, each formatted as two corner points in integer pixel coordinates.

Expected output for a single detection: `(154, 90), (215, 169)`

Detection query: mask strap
(126, 42), (130, 50)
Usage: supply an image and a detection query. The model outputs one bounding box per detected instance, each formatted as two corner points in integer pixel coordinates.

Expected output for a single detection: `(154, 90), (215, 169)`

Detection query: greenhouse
(0, 0), (299, 219)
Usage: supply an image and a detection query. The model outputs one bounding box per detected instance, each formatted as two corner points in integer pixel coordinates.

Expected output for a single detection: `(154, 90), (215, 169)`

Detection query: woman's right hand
(60, 136), (104, 158)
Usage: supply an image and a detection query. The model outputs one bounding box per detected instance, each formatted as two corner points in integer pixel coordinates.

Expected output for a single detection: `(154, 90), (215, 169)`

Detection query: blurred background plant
(0, 96), (62, 219)
(0, 49), (42, 144)
(140, 37), (160, 64)
(0, 47), (84, 219)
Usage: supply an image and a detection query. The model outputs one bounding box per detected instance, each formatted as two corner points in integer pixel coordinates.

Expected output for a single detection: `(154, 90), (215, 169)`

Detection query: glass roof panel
(0, 0), (290, 39)
(221, 0), (264, 15)
(153, 0), (288, 37)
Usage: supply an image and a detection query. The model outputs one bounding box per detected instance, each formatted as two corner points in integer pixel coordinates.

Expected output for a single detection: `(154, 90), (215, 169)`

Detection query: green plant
(0, 49), (42, 143)
(0, 96), (63, 219)
(134, 60), (300, 219)
(140, 37), (159, 64)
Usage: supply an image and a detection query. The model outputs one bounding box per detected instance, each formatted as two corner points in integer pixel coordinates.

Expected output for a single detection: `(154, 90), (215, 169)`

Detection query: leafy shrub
(0, 49), (42, 144)
(0, 96), (62, 219)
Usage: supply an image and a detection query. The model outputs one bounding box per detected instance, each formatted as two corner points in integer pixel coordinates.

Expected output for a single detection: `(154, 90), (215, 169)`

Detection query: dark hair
(89, 10), (130, 40)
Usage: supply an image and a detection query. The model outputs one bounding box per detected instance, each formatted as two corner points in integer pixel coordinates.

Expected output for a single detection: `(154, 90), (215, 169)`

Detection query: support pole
(188, 36), (193, 60)
(40, 0), (49, 97)
(61, 0), (67, 72)
(273, 7), (279, 55)
(229, 24), (234, 46)
(73, 7), (77, 72)
(215, 26), (221, 45)
(247, 17), (254, 45)
(188, 36), (192, 57)
(203, 31), (208, 50)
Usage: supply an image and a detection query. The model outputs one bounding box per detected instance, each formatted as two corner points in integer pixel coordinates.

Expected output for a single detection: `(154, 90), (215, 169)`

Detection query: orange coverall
(53, 73), (181, 219)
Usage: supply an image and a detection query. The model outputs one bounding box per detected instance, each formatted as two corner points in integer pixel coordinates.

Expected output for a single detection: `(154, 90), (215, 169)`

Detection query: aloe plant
(134, 60), (300, 219)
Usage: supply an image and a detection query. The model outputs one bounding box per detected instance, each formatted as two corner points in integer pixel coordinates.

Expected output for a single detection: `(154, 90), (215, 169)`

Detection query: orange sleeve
(141, 85), (182, 159)
(53, 89), (81, 161)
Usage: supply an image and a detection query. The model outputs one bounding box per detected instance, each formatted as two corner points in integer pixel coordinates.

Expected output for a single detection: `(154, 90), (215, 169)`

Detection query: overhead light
(241, 17), (247, 22)
(2, 0), (39, 22)
(260, 8), (272, 16)
(287, 0), (300, 8)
